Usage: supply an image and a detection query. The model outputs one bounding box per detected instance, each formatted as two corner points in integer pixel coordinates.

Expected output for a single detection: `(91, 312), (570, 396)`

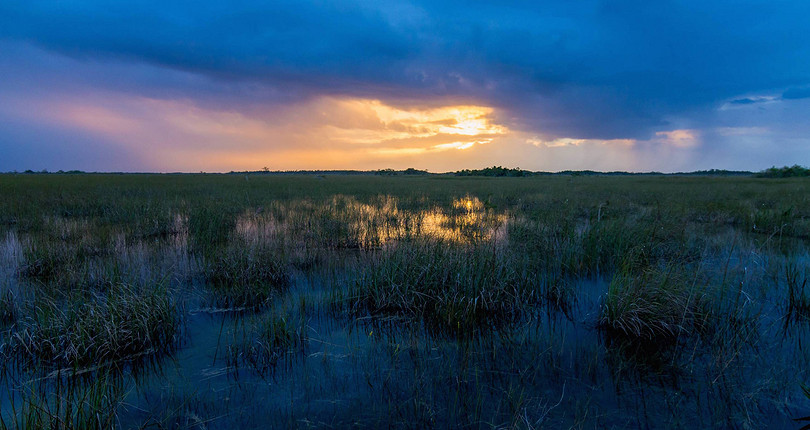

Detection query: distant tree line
(677, 169), (752, 176)
(374, 168), (429, 176)
(11, 166), (808, 177)
(455, 166), (533, 177)
(19, 169), (87, 174)
(756, 165), (810, 178)
(231, 169), (373, 175)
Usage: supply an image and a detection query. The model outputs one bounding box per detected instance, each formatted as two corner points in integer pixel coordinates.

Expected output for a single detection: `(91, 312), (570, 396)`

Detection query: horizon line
(5, 166), (798, 176)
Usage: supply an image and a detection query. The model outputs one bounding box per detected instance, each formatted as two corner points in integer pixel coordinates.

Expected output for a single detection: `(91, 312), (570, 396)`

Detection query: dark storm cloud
(729, 98), (769, 105)
(1, 0), (810, 140)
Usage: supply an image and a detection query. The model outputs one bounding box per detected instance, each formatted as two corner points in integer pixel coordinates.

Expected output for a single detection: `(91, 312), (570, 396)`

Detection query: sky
(1, 1), (810, 173)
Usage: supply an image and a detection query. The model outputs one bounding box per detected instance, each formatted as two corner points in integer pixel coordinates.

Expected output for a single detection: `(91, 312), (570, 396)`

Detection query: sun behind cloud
(11, 92), (510, 171)
(339, 99), (508, 151)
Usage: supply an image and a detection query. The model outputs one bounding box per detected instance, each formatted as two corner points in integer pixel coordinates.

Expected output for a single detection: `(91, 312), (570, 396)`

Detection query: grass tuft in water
(204, 247), (291, 310)
(4, 284), (179, 371)
(226, 313), (306, 375)
(785, 258), (810, 319)
(0, 290), (18, 329)
(341, 239), (542, 336)
(17, 247), (67, 286)
(599, 262), (709, 342)
(0, 368), (127, 429)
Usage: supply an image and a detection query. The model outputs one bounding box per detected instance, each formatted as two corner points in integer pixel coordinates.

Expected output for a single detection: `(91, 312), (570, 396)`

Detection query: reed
(226, 312), (306, 375)
(4, 284), (179, 371)
(341, 238), (542, 335)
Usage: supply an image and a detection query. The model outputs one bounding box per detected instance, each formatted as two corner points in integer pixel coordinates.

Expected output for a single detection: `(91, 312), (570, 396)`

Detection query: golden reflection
(420, 196), (507, 243)
(232, 196), (509, 250)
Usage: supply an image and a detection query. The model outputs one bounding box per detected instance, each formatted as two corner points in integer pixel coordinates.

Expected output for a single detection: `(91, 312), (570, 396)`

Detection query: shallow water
(34, 272), (794, 428)
(2, 191), (810, 428)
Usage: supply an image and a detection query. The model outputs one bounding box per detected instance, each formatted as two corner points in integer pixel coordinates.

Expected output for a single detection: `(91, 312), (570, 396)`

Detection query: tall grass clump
(0, 290), (19, 329)
(507, 218), (580, 278)
(506, 218), (580, 312)
(226, 313), (306, 375)
(204, 246), (291, 310)
(599, 263), (709, 343)
(785, 259), (810, 320)
(581, 212), (698, 278)
(581, 220), (648, 276)
(4, 284), (179, 371)
(0, 368), (127, 429)
(341, 239), (541, 335)
(18, 240), (125, 292)
(18, 246), (70, 286)
(188, 205), (237, 256)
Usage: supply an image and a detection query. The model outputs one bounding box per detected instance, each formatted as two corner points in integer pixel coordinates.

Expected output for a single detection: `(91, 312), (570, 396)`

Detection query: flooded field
(0, 173), (809, 428)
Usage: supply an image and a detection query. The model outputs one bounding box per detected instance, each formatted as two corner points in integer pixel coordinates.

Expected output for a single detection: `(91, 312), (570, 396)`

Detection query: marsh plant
(599, 262), (710, 342)
(341, 238), (543, 335)
(3, 284), (179, 371)
(0, 174), (809, 427)
(204, 246), (291, 310)
(0, 368), (127, 430)
(0, 290), (18, 329)
(226, 313), (306, 376)
(785, 258), (810, 319)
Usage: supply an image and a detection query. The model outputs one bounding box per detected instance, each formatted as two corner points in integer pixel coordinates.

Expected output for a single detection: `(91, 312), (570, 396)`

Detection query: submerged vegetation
(785, 257), (810, 320)
(226, 312), (306, 376)
(0, 173), (809, 427)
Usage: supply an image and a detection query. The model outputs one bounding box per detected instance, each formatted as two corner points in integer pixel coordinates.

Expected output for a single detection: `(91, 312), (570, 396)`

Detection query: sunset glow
(328, 100), (507, 149)
(3, 3), (810, 428)
(2, 92), (511, 171)
(1, 1), (809, 172)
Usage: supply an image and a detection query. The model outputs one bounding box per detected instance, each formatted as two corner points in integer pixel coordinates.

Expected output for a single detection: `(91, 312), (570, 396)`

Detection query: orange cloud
(4, 89), (714, 173)
(11, 93), (511, 171)
(526, 136), (635, 148)
(655, 129), (698, 147)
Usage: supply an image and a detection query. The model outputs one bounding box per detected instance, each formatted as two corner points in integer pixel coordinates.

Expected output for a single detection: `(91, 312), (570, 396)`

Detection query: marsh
(0, 173), (808, 428)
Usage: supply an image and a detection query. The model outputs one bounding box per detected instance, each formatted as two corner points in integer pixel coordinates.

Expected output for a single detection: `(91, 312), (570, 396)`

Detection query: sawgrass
(3, 284), (179, 371)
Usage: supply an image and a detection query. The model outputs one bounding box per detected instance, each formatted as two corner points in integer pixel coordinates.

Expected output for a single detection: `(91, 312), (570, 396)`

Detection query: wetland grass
(3, 284), (179, 371)
(598, 263), (709, 342)
(226, 312), (306, 375)
(204, 246), (291, 311)
(0, 291), (17, 329)
(0, 368), (127, 430)
(785, 258), (810, 320)
(341, 239), (542, 336)
(1, 173), (809, 427)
